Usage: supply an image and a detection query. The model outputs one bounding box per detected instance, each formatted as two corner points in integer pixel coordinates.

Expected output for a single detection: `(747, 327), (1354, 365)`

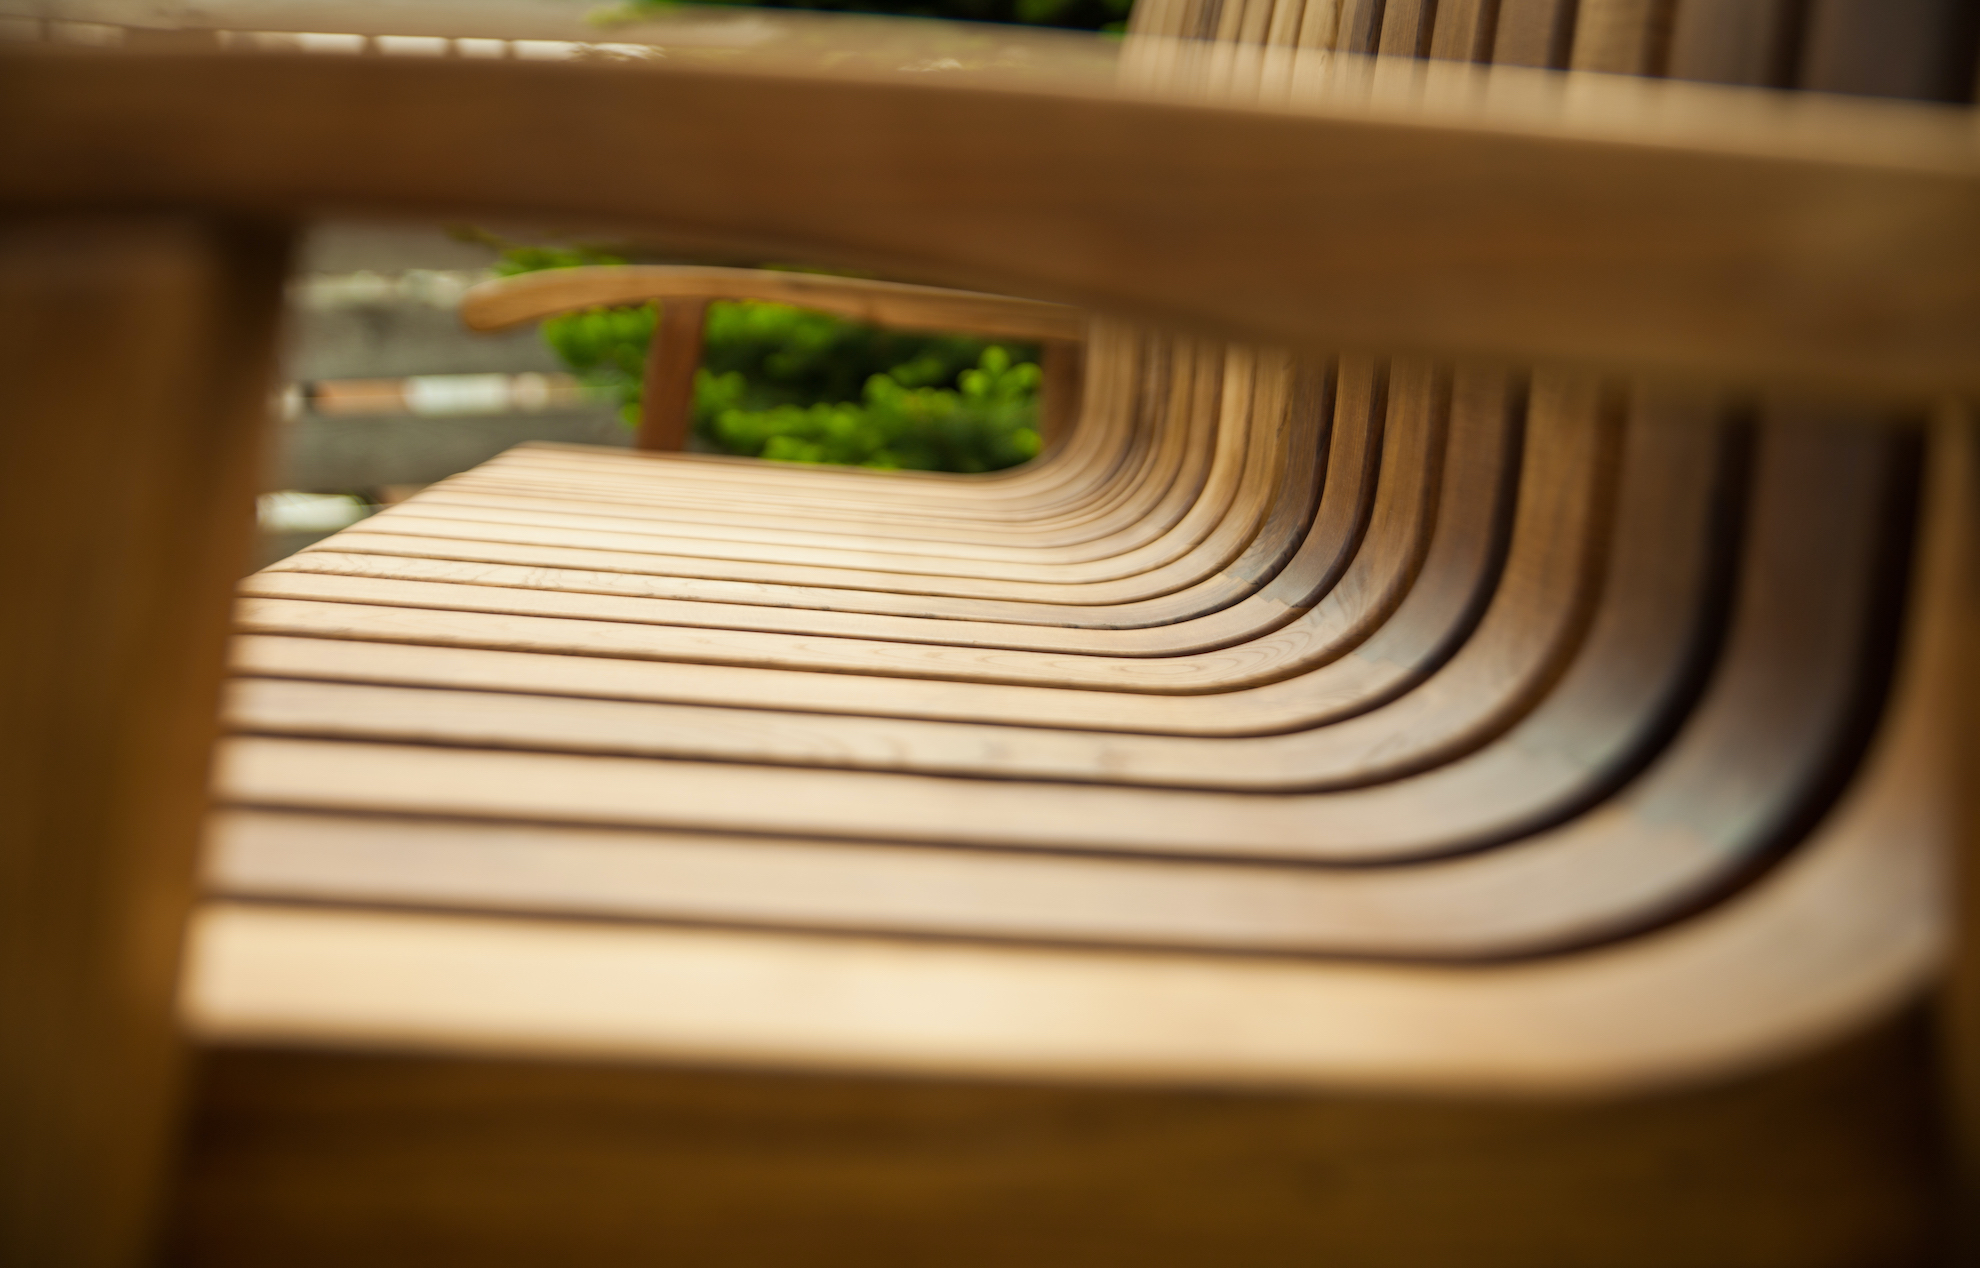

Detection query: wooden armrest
(5, 41), (1976, 397)
(461, 265), (1086, 344)
(462, 265), (1085, 452)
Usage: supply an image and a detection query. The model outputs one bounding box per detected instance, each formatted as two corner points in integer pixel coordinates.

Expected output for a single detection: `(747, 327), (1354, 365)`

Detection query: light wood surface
(377, 336), (1235, 572)
(209, 409), (1902, 938)
(459, 321), (1139, 507)
(411, 340), (1210, 544)
(473, 317), (1144, 508)
(249, 358), (1337, 646)
(338, 356), (1256, 575)
(185, 401), (1961, 1093)
(200, 403), (1895, 966)
(222, 368), (1506, 697)
(219, 366), (1488, 731)
(257, 389), (1327, 638)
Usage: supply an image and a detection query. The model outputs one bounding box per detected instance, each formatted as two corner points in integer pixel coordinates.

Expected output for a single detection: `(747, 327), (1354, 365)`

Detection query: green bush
(503, 248), (1044, 472)
(703, 346), (1042, 470)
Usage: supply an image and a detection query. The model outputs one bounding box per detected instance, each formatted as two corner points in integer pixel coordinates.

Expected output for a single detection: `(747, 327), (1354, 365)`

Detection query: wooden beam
(0, 44), (1976, 398)
(0, 216), (288, 1268)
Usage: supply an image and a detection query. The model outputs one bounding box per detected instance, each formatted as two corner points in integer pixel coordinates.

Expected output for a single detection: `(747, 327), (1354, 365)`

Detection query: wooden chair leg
(636, 297), (707, 452)
(0, 216), (289, 1267)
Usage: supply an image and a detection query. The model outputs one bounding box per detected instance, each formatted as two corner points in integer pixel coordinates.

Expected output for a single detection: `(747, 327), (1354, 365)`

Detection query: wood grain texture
(1489, 0), (1576, 65)
(197, 409), (1899, 964)
(254, 371), (1328, 641)
(249, 354), (1334, 646)
(242, 416), (1290, 635)
(1428, 0), (1501, 61)
(1569, 0), (1676, 73)
(284, 405), (1243, 596)
(0, 218), (288, 1268)
(216, 364), (1480, 735)
(329, 351), (1255, 577)
(187, 441), (1954, 1085)
(1379, 0), (1441, 57)
(1336, 0), (1388, 53)
(448, 318), (1149, 510)
(444, 319), (1153, 519)
(401, 335), (1223, 562)
(219, 367), (1489, 706)
(207, 419), (1899, 912)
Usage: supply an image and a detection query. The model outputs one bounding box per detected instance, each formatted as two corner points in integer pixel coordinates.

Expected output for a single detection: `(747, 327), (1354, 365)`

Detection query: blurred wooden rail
(1, 42), (1978, 397)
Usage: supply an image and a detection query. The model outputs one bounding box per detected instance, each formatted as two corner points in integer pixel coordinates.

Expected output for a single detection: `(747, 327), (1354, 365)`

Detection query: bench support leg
(0, 216), (289, 1267)
(636, 297), (707, 452)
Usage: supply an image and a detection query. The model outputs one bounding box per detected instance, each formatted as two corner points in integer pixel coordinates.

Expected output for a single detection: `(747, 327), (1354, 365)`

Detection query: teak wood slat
(210, 408), (1900, 959)
(248, 361), (1341, 647)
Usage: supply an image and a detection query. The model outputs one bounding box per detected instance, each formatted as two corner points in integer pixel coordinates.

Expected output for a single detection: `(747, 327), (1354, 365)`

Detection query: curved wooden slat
(181, 407), (1962, 1091)
(446, 320), (1174, 520)
(323, 352), (1261, 575)
(218, 363), (1494, 728)
(254, 358), (1347, 643)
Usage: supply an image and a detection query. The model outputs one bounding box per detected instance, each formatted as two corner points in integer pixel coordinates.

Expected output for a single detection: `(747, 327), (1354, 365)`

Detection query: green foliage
(703, 345), (1042, 470)
(696, 298), (1028, 413)
(509, 250), (1044, 472)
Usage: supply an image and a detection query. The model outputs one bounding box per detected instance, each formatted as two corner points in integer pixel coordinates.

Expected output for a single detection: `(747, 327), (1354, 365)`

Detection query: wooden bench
(3, 0), (1978, 1263)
